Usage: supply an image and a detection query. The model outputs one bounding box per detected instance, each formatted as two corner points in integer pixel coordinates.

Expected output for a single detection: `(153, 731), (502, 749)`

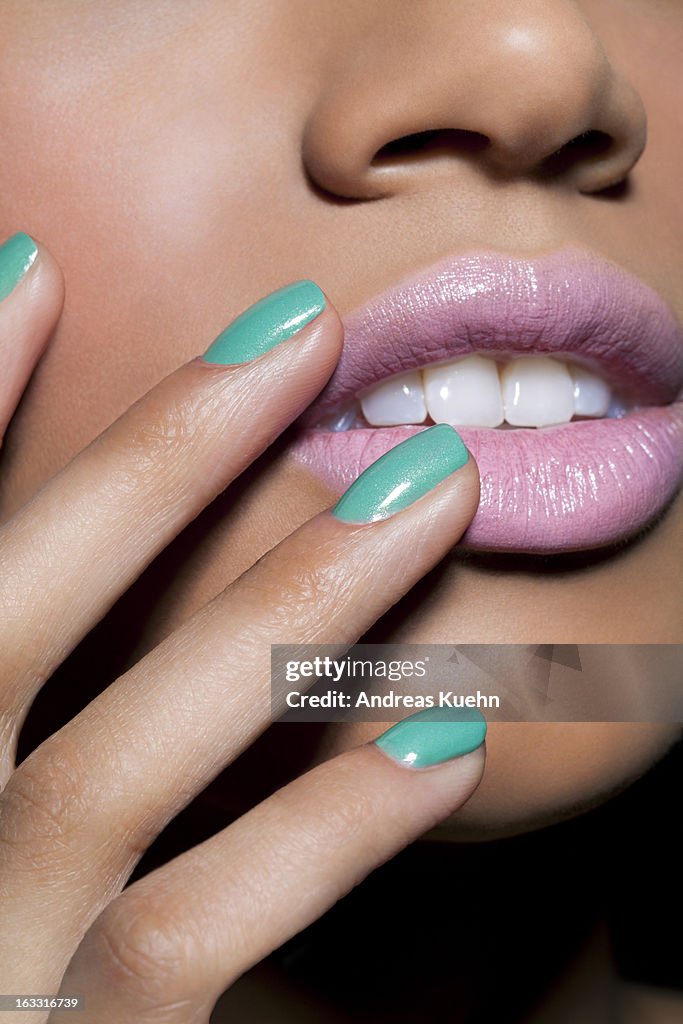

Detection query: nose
(302, 0), (646, 199)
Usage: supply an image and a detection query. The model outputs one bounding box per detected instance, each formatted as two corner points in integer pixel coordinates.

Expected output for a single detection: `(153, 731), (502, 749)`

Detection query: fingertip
(26, 235), (66, 310)
(1, 230), (64, 305)
(301, 286), (345, 361)
(352, 729), (487, 832)
(457, 444), (482, 509)
(0, 232), (65, 440)
(0, 232), (65, 345)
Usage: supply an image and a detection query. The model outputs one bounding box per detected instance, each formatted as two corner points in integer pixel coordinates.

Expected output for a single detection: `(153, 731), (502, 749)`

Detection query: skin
(0, 266), (488, 1017)
(1, 0), (680, 829)
(0, 0), (681, 1018)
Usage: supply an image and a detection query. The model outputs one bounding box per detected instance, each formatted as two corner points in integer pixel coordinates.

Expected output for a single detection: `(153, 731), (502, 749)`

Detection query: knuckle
(0, 741), (92, 871)
(287, 560), (344, 608)
(250, 552), (349, 626)
(88, 895), (192, 1005)
(124, 396), (196, 470)
(101, 397), (200, 514)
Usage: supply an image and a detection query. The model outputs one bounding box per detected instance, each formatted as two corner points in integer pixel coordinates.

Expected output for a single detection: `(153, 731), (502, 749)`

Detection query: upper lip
(303, 247), (683, 425)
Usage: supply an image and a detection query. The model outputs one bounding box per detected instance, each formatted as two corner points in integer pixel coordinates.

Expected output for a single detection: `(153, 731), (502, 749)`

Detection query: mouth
(290, 248), (683, 553)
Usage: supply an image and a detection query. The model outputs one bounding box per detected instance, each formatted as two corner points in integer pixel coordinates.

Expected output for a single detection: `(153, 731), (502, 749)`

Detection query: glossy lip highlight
(291, 249), (683, 553)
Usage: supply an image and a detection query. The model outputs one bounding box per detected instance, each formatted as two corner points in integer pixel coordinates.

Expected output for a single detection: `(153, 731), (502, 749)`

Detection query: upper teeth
(358, 355), (613, 429)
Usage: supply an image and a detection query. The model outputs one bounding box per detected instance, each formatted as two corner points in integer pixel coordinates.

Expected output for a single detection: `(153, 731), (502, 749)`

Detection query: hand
(0, 234), (483, 1024)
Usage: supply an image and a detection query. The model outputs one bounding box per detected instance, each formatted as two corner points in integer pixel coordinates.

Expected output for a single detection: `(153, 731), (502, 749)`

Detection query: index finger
(0, 281), (341, 734)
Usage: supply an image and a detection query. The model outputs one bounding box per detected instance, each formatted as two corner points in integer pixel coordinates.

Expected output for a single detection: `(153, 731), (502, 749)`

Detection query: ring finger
(62, 720), (487, 1024)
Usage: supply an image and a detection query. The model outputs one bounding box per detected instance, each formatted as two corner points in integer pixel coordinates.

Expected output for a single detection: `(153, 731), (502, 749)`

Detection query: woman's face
(0, 0), (680, 835)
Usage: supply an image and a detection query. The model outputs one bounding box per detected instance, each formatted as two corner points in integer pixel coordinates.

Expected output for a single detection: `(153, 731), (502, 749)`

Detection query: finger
(0, 428), (479, 992)
(61, 712), (487, 1024)
(0, 281), (341, 728)
(0, 233), (64, 444)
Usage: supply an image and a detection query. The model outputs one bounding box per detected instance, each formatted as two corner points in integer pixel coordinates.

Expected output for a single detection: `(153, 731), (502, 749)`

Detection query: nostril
(537, 129), (615, 182)
(371, 128), (490, 167)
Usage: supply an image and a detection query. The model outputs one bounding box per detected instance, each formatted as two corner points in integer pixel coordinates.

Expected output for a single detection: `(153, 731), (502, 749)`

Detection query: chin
(315, 720), (682, 841)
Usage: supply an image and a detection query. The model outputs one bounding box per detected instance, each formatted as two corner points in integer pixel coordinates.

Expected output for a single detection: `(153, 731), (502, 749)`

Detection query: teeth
(344, 355), (615, 429)
(359, 370), (426, 426)
(327, 407), (362, 432)
(424, 355), (504, 427)
(501, 357), (575, 427)
(571, 365), (611, 417)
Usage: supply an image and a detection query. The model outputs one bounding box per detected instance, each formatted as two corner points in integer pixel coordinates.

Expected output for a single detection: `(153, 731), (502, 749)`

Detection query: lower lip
(290, 405), (683, 552)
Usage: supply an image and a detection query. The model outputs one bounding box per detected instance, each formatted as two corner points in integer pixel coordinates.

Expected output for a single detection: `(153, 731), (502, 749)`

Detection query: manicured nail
(0, 232), (38, 303)
(375, 707), (487, 768)
(202, 280), (326, 364)
(332, 423), (468, 523)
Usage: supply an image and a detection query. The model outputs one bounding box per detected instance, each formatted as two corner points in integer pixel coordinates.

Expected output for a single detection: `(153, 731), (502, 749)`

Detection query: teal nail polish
(375, 707), (486, 768)
(0, 232), (38, 303)
(332, 424), (468, 523)
(202, 280), (326, 364)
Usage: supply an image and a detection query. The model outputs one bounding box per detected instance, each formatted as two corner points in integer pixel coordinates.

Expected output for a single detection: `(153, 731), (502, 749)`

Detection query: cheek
(0, 5), (310, 515)
(315, 721), (681, 838)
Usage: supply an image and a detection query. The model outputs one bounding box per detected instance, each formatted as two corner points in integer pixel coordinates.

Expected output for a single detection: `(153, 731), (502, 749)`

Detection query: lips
(290, 249), (683, 552)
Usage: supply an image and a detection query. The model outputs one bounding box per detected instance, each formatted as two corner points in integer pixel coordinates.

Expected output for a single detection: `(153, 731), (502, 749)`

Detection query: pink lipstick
(291, 249), (683, 552)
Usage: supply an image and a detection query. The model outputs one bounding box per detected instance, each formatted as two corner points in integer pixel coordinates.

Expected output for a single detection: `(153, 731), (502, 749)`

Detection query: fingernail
(375, 707), (487, 768)
(202, 280), (326, 364)
(0, 232), (39, 303)
(332, 424), (468, 523)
